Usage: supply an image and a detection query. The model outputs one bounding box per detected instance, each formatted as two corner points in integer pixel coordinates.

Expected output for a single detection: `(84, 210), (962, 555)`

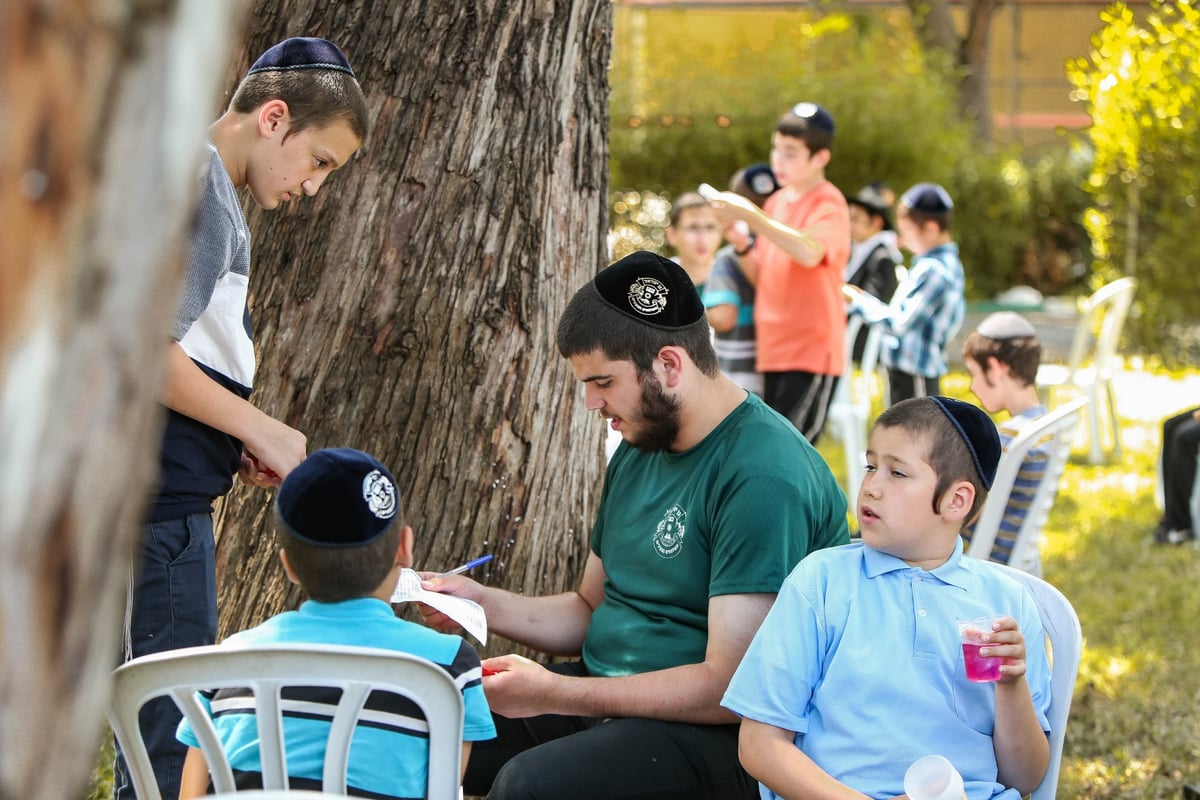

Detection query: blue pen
(437, 554), (493, 577)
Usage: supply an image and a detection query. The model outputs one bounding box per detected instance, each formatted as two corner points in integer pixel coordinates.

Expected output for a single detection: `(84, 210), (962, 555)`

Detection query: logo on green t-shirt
(653, 504), (687, 558)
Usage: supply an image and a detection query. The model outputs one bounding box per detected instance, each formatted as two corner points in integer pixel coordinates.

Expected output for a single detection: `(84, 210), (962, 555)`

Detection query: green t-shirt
(583, 392), (849, 677)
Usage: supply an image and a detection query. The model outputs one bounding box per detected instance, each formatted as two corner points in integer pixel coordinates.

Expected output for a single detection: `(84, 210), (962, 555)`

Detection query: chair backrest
(981, 561), (1083, 800)
(968, 397), (1088, 576)
(829, 315), (884, 508)
(1062, 277), (1137, 383)
(109, 644), (465, 800)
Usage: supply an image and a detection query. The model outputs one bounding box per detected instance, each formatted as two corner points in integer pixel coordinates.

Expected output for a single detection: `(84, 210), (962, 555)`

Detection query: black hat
(592, 251), (706, 330)
(248, 37), (356, 78)
(276, 448), (399, 548)
(977, 311), (1038, 340)
(788, 101), (835, 134)
(900, 183), (954, 214)
(846, 185), (894, 229)
(929, 397), (1002, 490)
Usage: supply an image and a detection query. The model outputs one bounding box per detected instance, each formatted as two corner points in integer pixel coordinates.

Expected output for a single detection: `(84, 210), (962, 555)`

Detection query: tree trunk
(0, 3), (244, 799)
(905, 0), (996, 141)
(214, 0), (612, 656)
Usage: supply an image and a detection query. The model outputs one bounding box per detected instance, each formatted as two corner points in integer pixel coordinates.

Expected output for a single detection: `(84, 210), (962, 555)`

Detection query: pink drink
(961, 642), (1002, 682)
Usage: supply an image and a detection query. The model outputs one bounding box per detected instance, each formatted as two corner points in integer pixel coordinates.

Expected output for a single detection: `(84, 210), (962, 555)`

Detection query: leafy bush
(1066, 0), (1200, 364)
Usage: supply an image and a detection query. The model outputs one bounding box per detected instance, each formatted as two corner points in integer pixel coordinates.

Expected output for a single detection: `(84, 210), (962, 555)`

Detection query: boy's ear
(942, 480), (977, 523)
(257, 99), (291, 139)
(396, 525), (414, 569)
(811, 147), (831, 170)
(278, 548), (302, 586)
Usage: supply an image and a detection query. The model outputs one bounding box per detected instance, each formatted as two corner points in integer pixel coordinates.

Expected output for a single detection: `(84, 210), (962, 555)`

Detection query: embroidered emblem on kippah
(627, 277), (669, 317)
(362, 470), (397, 519)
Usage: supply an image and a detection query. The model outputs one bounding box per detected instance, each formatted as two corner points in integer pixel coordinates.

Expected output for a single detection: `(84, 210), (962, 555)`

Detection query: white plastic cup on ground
(903, 754), (966, 800)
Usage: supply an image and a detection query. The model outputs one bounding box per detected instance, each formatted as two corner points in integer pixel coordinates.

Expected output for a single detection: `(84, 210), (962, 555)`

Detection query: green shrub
(1067, 0), (1200, 365)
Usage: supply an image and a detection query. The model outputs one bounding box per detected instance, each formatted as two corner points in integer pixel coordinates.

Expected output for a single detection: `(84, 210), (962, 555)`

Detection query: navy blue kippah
(789, 101), (835, 134)
(741, 163), (780, 198)
(276, 448), (399, 548)
(592, 251), (705, 330)
(248, 37), (356, 78)
(929, 397), (1001, 490)
(901, 182), (954, 214)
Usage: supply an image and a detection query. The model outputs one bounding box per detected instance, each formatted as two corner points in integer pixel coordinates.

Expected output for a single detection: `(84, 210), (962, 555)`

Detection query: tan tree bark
(214, 0), (612, 654)
(0, 3), (244, 799)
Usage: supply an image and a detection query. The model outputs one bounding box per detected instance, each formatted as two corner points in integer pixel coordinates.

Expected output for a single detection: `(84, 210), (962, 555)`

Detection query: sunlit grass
(820, 367), (1200, 799)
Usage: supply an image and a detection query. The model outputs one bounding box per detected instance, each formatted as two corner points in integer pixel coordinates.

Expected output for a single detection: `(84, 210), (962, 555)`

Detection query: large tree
(904, 0), (999, 141)
(214, 0), (613, 648)
(0, 3), (244, 798)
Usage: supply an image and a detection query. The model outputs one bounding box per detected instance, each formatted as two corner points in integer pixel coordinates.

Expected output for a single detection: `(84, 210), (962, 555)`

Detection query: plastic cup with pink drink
(957, 614), (1006, 682)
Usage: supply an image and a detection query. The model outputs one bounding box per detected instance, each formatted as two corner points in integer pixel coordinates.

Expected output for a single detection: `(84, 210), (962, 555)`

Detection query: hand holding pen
(437, 554), (493, 577)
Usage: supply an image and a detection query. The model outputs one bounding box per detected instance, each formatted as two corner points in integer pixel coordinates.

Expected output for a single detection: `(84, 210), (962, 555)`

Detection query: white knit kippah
(977, 311), (1038, 340)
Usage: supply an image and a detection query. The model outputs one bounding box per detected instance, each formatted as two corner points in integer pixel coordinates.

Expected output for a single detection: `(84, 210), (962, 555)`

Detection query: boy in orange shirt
(708, 102), (850, 442)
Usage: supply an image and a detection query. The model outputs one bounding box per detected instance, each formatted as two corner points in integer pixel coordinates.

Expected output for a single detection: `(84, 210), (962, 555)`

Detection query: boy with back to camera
(176, 447), (496, 799)
(706, 102), (851, 443)
(844, 183), (965, 405)
(962, 312), (1050, 565)
(121, 37), (370, 800)
(703, 163), (780, 396)
(723, 397), (1052, 800)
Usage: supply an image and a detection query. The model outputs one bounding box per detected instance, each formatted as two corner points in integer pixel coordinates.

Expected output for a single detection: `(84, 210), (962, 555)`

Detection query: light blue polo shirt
(177, 598), (495, 798)
(722, 540), (1051, 800)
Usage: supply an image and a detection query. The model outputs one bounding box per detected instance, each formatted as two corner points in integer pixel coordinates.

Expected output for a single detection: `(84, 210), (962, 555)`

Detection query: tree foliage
(1067, 0), (1200, 363)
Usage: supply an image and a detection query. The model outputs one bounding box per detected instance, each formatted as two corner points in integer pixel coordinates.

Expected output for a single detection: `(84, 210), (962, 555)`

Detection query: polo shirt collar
(861, 536), (974, 589)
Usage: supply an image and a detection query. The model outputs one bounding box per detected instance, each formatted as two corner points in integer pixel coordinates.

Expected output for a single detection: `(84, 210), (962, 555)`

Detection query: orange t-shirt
(755, 181), (850, 375)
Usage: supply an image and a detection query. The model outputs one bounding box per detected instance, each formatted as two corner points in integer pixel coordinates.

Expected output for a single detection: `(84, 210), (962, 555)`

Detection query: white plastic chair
(981, 561), (1083, 800)
(967, 397), (1088, 576)
(109, 644), (465, 800)
(1035, 277), (1136, 464)
(827, 315), (884, 508)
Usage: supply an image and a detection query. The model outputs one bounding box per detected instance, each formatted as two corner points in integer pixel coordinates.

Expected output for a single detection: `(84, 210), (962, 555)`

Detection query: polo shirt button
(918, 609), (927, 616)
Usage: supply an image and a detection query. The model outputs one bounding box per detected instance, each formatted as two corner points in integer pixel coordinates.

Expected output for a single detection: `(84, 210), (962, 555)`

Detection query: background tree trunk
(0, 3), (244, 798)
(905, 0), (996, 141)
(214, 0), (613, 655)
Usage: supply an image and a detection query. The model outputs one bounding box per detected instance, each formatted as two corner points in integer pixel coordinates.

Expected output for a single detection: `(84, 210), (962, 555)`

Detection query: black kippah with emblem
(248, 37), (356, 78)
(592, 251), (706, 331)
(276, 448), (399, 548)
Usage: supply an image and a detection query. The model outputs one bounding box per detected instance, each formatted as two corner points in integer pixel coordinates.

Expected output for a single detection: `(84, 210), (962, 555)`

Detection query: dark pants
(464, 663), (757, 800)
(763, 370), (837, 444)
(887, 370), (938, 405)
(1160, 407), (1200, 532)
(114, 513), (218, 800)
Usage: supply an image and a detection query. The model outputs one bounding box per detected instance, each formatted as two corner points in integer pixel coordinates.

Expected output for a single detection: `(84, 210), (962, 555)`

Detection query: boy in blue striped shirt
(176, 448), (495, 798)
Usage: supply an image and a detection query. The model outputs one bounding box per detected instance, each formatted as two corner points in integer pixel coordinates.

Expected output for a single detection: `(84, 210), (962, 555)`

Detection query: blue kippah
(928, 397), (1001, 490)
(276, 448), (399, 548)
(592, 251), (706, 331)
(789, 101), (835, 134)
(901, 182), (954, 214)
(248, 37), (356, 78)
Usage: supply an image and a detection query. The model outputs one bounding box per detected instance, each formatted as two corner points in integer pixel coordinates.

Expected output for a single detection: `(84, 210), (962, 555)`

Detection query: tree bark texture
(904, 0), (995, 141)
(213, 0), (613, 656)
(0, 2), (244, 799)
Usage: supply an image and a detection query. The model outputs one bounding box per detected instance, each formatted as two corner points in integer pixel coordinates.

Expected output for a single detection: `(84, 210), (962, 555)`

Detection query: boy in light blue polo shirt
(176, 448), (495, 798)
(722, 397), (1052, 800)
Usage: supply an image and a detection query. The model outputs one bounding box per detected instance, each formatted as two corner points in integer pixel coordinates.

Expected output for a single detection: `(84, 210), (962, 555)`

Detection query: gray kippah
(977, 311), (1038, 340)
